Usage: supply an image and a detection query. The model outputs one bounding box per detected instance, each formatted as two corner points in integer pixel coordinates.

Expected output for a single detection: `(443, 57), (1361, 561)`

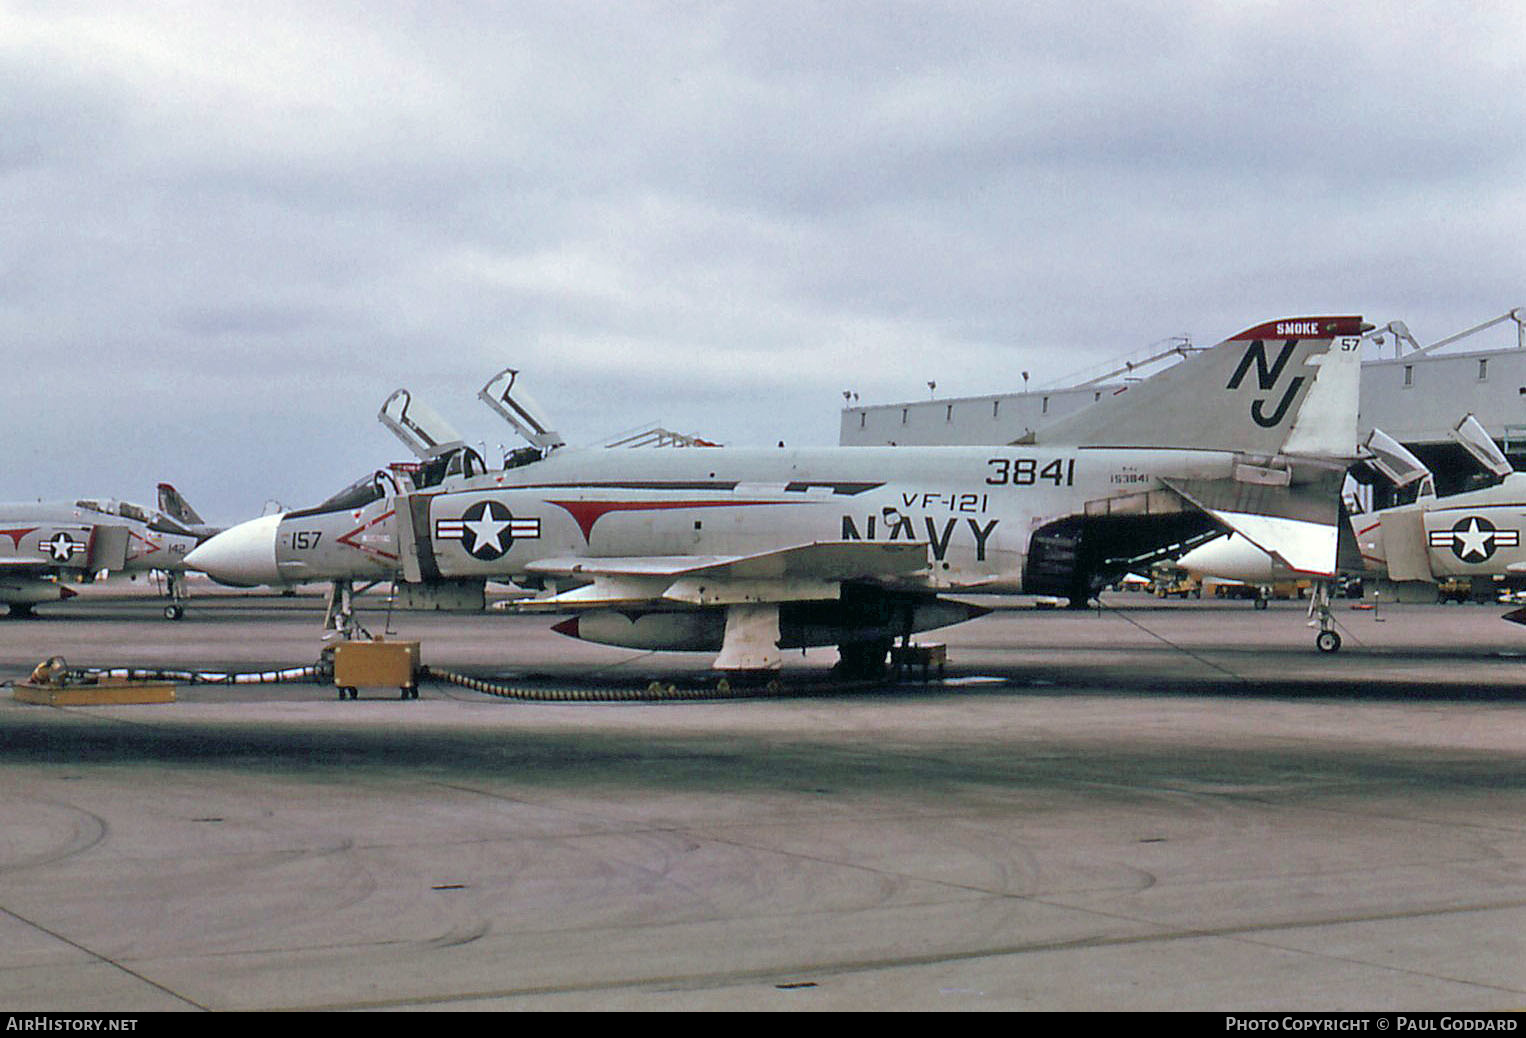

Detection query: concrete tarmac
(0, 593), (1522, 1011)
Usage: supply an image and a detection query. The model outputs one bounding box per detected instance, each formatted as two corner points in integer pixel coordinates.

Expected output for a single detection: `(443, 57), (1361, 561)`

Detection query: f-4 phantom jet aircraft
(1350, 415), (1526, 608)
(189, 317), (1366, 671)
(1178, 414), (1525, 613)
(0, 483), (215, 618)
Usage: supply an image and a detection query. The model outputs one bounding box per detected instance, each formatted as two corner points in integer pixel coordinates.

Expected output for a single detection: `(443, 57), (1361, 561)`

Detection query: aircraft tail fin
(157, 483), (205, 526)
(1051, 316), (1369, 580)
(1038, 317), (1367, 458)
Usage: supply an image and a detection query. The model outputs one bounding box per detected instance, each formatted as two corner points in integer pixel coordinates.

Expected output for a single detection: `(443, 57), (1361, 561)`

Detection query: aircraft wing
(521, 540), (929, 609)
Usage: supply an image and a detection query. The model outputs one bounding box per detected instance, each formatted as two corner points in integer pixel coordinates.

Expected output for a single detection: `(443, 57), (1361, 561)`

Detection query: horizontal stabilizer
(1199, 511), (1337, 577)
(1164, 476), (1342, 577)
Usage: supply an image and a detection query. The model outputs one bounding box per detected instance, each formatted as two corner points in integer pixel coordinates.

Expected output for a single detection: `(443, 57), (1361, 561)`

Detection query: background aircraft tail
(155, 483), (222, 542)
(1037, 316), (1366, 459)
(158, 483), (206, 527)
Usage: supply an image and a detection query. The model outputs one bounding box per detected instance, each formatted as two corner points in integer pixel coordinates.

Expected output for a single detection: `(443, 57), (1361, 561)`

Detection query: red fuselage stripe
(0, 528), (37, 549)
(546, 500), (797, 542)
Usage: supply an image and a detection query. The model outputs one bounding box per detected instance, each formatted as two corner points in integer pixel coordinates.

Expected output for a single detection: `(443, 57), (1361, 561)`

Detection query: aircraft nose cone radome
(185, 514), (284, 586)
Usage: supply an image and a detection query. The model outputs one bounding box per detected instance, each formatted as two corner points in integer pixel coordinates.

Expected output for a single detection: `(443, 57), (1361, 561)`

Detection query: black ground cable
(1092, 598), (1252, 685)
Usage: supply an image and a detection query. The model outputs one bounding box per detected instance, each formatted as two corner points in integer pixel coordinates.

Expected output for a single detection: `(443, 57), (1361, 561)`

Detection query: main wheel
(1315, 630), (1341, 653)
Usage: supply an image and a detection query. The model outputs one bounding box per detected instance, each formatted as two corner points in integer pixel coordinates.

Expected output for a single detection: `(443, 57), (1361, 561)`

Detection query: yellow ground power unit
(331, 639), (421, 700)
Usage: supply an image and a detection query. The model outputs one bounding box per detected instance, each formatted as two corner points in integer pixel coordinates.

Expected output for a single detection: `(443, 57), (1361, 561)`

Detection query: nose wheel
(1315, 629), (1342, 653)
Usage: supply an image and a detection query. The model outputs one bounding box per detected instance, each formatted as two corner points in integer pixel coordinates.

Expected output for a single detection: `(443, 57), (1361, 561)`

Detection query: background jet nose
(185, 514), (284, 586)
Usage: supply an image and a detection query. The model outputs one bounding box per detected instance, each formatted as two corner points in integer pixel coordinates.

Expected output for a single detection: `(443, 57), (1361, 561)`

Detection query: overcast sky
(4, 1), (1525, 520)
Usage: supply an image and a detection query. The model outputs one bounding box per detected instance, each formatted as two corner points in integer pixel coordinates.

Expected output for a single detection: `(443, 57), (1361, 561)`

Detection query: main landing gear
(161, 570), (187, 620)
(1308, 580), (1342, 653)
